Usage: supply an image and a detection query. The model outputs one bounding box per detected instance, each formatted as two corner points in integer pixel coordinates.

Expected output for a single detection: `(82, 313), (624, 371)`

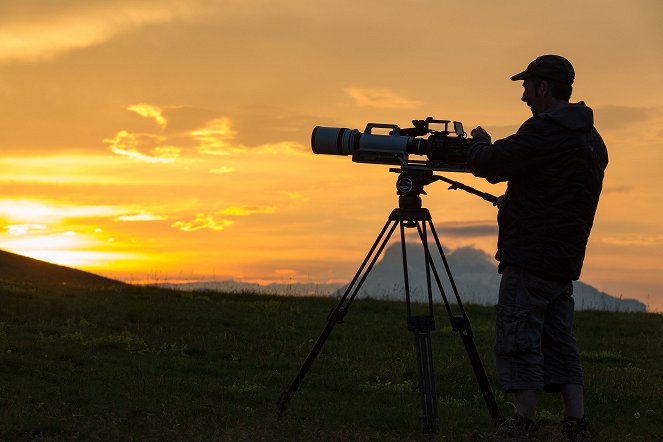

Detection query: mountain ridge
(163, 244), (646, 312)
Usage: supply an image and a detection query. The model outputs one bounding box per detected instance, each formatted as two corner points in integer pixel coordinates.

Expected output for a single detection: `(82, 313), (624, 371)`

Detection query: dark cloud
(435, 221), (497, 238)
(603, 185), (634, 194)
(595, 105), (663, 131)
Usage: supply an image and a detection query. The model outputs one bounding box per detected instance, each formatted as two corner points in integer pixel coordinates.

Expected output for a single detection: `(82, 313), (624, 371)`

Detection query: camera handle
(434, 175), (501, 206)
(364, 123), (401, 135)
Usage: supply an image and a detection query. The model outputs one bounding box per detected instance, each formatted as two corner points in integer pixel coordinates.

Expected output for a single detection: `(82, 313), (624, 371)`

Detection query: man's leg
(515, 389), (538, 420)
(561, 383), (584, 419)
(495, 267), (549, 397)
(541, 285), (584, 418)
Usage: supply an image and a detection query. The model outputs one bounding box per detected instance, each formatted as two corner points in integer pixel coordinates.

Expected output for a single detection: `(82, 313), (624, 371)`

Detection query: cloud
(115, 212), (167, 222)
(172, 214), (234, 232)
(595, 105), (663, 131)
(127, 104), (167, 128)
(105, 130), (180, 163)
(436, 221), (498, 238)
(346, 87), (422, 109)
(0, 1), (208, 63)
(190, 117), (242, 155)
(603, 185), (633, 194)
(190, 117), (307, 155)
(218, 205), (276, 216)
(172, 205), (275, 232)
(4, 224), (47, 236)
(600, 234), (663, 246)
(0, 199), (124, 223)
(106, 105), (308, 164)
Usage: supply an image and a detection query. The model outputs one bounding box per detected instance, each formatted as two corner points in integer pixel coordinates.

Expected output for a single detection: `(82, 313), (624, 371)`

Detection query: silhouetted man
(467, 55), (608, 440)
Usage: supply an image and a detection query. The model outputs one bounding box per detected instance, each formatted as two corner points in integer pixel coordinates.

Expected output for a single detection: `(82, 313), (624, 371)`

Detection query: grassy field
(0, 277), (662, 441)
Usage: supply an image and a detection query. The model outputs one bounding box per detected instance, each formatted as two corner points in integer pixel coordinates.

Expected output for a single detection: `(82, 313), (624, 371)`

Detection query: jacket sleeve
(467, 117), (551, 183)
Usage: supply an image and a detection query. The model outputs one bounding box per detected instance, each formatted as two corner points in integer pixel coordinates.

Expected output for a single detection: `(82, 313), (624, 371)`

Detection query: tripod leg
(410, 318), (439, 434)
(418, 218), (505, 426)
(455, 321), (504, 425)
(400, 219), (440, 433)
(277, 217), (398, 414)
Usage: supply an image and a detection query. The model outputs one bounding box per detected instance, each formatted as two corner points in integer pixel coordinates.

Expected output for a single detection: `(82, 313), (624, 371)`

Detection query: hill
(0, 249), (125, 291)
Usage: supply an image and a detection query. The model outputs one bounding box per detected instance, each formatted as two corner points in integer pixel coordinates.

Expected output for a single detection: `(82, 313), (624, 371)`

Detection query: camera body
(311, 117), (471, 172)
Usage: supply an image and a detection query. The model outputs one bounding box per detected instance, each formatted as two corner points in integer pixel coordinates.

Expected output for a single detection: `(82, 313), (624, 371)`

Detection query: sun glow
(0, 198), (155, 270)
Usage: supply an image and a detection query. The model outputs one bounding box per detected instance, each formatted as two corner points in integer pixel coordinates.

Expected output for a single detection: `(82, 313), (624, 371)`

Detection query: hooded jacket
(468, 101), (608, 281)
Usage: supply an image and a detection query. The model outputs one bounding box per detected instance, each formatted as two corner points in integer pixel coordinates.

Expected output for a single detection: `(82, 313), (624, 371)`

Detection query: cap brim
(510, 71), (530, 81)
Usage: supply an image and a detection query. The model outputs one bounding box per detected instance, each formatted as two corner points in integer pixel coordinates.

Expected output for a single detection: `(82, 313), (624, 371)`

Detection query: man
(466, 55), (608, 439)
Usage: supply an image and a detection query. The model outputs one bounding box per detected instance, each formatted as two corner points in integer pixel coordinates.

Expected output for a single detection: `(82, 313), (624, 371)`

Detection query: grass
(0, 280), (662, 441)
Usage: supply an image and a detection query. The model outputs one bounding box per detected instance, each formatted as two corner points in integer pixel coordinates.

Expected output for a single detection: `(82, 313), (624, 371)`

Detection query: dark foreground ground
(1, 281), (661, 441)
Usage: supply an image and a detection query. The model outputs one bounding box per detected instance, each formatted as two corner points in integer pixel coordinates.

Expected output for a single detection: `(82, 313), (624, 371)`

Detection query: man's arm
(467, 119), (550, 183)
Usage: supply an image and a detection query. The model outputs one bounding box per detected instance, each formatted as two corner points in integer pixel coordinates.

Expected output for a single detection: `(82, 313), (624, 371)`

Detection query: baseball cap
(510, 55), (575, 84)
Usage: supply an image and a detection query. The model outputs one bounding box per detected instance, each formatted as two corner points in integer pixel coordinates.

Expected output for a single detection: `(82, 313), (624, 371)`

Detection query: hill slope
(0, 249), (124, 290)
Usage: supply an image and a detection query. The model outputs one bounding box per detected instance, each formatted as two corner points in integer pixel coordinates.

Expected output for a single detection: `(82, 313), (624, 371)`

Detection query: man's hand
(471, 126), (492, 142)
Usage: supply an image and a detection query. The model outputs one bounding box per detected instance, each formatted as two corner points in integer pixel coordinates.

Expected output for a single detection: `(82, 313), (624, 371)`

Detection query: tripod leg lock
(407, 315), (436, 332)
(326, 306), (348, 324)
(450, 315), (473, 336)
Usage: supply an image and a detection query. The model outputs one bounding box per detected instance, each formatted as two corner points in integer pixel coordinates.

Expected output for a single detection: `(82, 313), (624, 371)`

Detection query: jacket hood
(541, 101), (594, 131)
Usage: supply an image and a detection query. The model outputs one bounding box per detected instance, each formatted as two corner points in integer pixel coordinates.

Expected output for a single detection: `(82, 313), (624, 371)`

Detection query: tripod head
(392, 168), (436, 210)
(390, 166), (500, 209)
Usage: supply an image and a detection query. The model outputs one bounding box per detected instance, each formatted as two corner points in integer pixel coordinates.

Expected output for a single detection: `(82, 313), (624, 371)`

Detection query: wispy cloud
(190, 117), (242, 155)
(4, 224), (47, 236)
(0, 2), (207, 63)
(128, 104), (168, 128)
(218, 205), (276, 216)
(172, 214), (234, 232)
(172, 205), (275, 232)
(603, 185), (633, 194)
(107, 105), (307, 164)
(346, 87), (422, 109)
(104, 130), (180, 163)
(600, 234), (663, 246)
(115, 212), (166, 222)
(0, 199), (123, 223)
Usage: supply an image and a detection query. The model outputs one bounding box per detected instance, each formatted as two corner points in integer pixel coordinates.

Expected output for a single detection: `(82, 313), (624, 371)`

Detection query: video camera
(311, 117), (471, 172)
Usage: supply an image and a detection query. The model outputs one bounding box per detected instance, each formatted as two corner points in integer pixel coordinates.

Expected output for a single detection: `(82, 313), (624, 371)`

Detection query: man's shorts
(495, 265), (583, 392)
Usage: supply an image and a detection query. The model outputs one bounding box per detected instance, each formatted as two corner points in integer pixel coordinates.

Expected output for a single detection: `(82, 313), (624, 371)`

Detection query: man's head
(511, 55), (575, 115)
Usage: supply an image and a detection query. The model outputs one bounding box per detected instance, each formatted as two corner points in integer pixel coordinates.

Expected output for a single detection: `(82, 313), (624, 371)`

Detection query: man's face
(521, 78), (545, 116)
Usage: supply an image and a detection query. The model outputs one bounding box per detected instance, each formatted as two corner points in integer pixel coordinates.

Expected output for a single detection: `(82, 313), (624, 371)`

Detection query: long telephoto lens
(311, 127), (360, 156)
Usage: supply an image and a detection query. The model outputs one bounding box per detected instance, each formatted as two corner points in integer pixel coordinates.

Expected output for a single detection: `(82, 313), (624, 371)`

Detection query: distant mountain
(0, 249), (125, 291)
(164, 244), (646, 312)
(349, 243), (646, 312)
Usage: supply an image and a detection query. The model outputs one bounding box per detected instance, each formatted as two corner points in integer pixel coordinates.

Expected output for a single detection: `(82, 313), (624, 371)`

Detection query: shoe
(495, 414), (536, 438)
(561, 415), (590, 441)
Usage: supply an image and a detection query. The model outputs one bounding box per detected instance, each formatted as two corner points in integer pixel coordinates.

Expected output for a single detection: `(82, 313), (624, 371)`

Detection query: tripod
(277, 167), (504, 433)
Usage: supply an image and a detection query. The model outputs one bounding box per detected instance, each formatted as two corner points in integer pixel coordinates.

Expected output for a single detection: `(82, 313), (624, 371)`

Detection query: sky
(1, 0), (662, 310)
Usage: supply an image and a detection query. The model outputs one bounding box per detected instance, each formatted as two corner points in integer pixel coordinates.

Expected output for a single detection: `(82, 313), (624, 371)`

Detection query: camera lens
(311, 127), (359, 156)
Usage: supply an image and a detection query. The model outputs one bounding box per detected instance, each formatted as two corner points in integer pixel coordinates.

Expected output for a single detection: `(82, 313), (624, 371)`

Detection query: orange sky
(1, 1), (662, 310)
